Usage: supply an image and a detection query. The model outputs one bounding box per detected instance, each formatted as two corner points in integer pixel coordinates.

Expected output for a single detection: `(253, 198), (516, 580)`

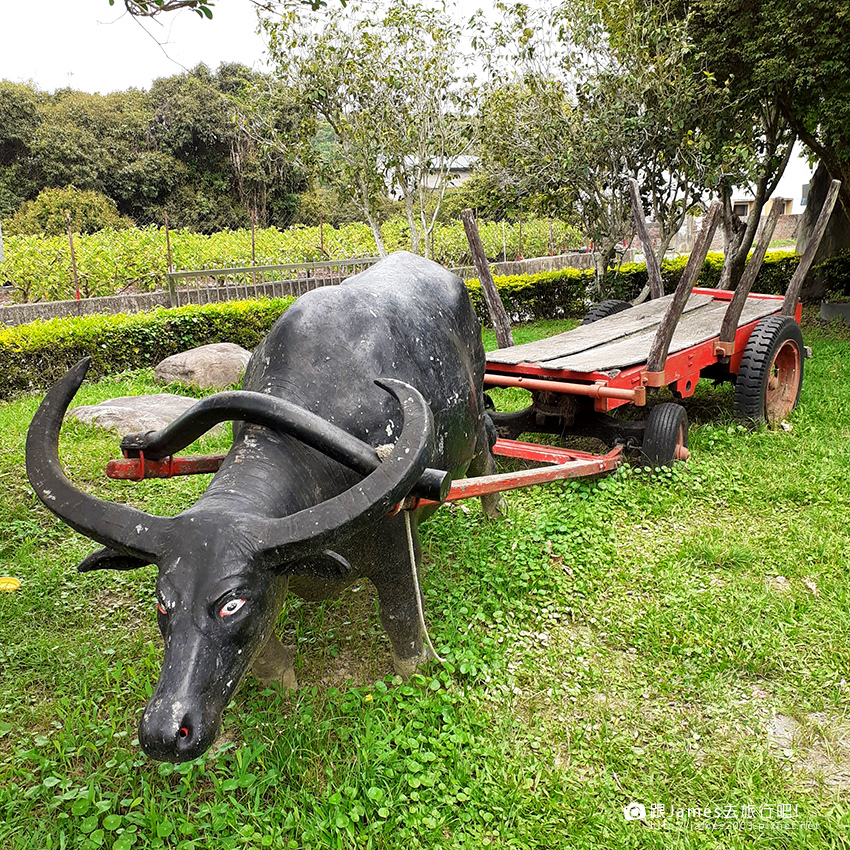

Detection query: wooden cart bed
(486, 291), (781, 376)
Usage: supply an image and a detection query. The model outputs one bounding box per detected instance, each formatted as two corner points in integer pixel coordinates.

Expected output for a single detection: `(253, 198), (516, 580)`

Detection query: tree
(262, 0), (476, 256)
(108, 0), (342, 19)
(0, 66), (306, 232)
(688, 0), (850, 219)
(476, 1), (712, 293)
(481, 75), (636, 289)
(111, 0), (216, 15)
(674, 0), (797, 288)
(0, 82), (44, 217)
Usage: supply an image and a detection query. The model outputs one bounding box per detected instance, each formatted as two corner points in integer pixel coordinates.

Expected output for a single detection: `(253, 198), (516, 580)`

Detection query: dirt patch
(765, 575), (792, 594)
(768, 712), (850, 791)
(281, 581), (395, 691)
(94, 588), (150, 635)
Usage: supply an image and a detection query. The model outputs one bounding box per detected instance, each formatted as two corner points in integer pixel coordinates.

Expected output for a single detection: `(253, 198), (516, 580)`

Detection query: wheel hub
(765, 340), (801, 422)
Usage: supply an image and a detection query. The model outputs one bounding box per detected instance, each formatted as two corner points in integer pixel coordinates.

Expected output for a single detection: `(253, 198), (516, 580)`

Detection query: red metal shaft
(416, 446), (623, 506)
(106, 455), (225, 480)
(483, 373), (638, 401)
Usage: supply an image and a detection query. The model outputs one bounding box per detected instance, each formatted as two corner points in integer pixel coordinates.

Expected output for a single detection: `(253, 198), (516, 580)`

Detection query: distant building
(730, 142), (814, 217)
(388, 155), (477, 199)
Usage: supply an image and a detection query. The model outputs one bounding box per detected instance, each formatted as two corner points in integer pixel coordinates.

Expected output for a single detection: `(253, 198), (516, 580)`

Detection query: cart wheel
(641, 403), (690, 467)
(581, 300), (632, 325)
(734, 315), (803, 425)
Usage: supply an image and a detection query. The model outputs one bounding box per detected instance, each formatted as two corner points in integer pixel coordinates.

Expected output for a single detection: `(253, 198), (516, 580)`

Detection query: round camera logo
(624, 802), (646, 821)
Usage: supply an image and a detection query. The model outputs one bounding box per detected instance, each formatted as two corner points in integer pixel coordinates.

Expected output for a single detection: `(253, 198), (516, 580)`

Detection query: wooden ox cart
(106, 180), (840, 506)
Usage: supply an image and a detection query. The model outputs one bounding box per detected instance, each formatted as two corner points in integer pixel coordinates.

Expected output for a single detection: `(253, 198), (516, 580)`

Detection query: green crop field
(0, 312), (848, 849)
(0, 219), (582, 304)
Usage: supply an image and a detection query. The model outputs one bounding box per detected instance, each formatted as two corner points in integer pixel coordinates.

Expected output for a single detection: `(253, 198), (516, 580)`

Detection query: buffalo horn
(26, 358), (167, 563)
(120, 390), (449, 503)
(255, 378), (433, 567)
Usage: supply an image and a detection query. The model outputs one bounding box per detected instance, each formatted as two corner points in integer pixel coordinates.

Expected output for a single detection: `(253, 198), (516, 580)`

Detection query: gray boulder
(69, 394), (199, 434)
(154, 343), (251, 389)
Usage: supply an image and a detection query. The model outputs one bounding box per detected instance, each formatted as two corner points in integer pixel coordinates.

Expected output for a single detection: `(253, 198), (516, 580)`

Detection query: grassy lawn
(0, 312), (848, 849)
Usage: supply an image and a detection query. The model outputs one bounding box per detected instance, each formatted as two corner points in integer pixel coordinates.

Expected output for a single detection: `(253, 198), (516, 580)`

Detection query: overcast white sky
(0, 0), (488, 94)
(0, 0), (270, 93)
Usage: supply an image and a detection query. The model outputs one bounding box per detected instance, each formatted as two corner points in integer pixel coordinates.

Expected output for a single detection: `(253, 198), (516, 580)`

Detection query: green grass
(1, 313), (849, 849)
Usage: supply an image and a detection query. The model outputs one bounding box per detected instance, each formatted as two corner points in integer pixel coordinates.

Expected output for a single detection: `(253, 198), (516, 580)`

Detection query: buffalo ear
(78, 547), (153, 573)
(278, 550), (353, 580)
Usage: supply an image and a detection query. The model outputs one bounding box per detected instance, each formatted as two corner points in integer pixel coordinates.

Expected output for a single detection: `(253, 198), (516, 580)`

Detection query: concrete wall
(0, 251), (627, 328)
(707, 214), (801, 252)
(635, 215), (801, 256)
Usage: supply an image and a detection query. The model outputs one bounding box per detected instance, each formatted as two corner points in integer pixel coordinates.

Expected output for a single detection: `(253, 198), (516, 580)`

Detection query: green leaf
(72, 797), (91, 816)
(79, 814), (100, 833)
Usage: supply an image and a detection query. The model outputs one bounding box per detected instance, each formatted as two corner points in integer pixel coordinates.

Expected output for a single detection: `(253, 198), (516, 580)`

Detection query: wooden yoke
(782, 179), (841, 316)
(629, 178), (664, 300)
(645, 202), (722, 378)
(717, 200), (783, 348)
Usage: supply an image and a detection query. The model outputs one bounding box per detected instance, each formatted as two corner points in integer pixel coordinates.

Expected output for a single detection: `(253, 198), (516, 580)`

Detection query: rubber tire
(734, 315), (804, 425)
(641, 403), (689, 468)
(581, 299), (632, 325)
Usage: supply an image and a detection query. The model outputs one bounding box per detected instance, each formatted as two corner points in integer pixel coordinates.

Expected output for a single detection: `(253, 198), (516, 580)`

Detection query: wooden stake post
(66, 212), (80, 300)
(645, 202), (722, 377)
(629, 178), (664, 300)
(461, 209), (514, 349)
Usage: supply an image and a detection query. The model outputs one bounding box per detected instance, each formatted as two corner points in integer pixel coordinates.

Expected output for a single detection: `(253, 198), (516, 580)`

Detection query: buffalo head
(26, 359), (433, 761)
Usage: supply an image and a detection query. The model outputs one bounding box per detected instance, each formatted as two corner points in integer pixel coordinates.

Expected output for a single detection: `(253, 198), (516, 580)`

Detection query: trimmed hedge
(601, 250), (799, 301)
(1, 249), (802, 400)
(466, 269), (589, 323)
(816, 250), (850, 299)
(467, 250), (799, 324)
(0, 298), (293, 400)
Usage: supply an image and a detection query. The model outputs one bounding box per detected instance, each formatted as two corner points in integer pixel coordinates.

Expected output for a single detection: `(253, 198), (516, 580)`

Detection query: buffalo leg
(252, 634), (298, 690)
(468, 415), (504, 519)
(371, 521), (431, 679)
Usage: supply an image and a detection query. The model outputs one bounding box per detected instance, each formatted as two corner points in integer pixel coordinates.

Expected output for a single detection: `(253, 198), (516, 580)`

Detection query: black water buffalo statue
(26, 252), (498, 762)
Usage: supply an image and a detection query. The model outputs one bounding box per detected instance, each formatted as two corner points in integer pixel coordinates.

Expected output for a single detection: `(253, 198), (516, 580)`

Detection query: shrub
(0, 298), (291, 400)
(467, 268), (589, 323)
(815, 250), (850, 299)
(466, 250), (799, 323)
(5, 186), (134, 237)
(600, 251), (798, 301)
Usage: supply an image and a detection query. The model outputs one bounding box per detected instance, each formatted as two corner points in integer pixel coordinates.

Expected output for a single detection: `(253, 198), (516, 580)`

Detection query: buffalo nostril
(177, 719), (194, 746)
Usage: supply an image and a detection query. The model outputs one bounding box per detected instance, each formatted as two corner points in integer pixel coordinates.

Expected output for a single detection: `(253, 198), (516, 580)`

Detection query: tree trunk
(356, 176), (387, 258)
(795, 163), (850, 300)
(718, 128), (796, 290)
(717, 186), (749, 290)
(593, 241), (617, 298)
(401, 186), (422, 255)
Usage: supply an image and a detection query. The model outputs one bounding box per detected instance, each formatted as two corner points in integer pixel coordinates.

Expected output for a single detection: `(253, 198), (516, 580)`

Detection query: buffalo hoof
(481, 492), (506, 519)
(392, 650), (429, 680)
(252, 636), (298, 690)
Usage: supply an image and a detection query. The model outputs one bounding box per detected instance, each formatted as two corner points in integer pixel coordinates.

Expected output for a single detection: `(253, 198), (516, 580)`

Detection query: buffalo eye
(220, 598), (246, 618)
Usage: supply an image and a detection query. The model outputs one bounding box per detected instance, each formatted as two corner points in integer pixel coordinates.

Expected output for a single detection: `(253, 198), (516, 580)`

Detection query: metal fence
(165, 257), (381, 307)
